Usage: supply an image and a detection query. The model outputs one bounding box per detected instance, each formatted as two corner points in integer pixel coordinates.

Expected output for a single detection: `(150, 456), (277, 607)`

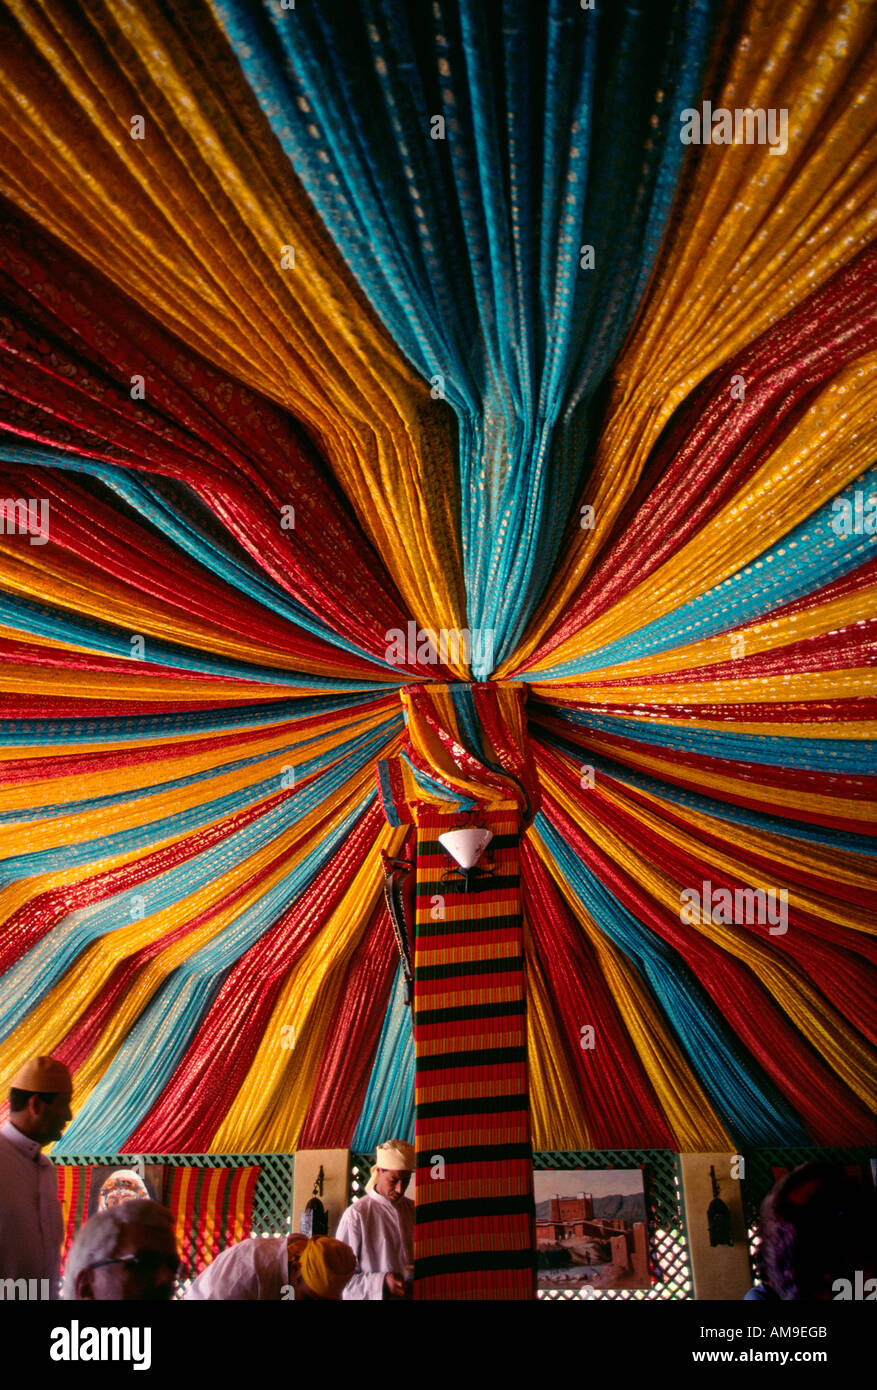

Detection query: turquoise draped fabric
(352, 965), (416, 1150)
(212, 0), (718, 673)
(541, 711), (875, 773)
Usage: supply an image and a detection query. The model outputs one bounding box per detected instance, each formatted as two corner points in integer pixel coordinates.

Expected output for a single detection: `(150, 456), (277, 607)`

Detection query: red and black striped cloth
(412, 807), (535, 1299)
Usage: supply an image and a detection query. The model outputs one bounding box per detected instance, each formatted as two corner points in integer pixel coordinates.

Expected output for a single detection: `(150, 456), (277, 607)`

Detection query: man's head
(98, 1170), (151, 1210)
(367, 1139), (414, 1202)
(286, 1235), (356, 1300)
(374, 1167), (412, 1202)
(759, 1163), (876, 1300)
(64, 1200), (179, 1302)
(8, 1055), (73, 1146)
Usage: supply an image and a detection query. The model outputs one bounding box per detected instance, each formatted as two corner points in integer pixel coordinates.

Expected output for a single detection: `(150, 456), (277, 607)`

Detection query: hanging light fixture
(438, 817), (494, 892)
(437, 826), (493, 869)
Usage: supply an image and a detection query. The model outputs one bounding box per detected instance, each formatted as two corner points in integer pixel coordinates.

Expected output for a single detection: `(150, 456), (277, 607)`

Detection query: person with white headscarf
(335, 1139), (415, 1300)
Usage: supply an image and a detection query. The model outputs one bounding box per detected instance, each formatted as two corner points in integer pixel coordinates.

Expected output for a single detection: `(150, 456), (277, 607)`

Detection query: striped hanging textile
(378, 683), (539, 1298)
(163, 1164), (261, 1280)
(56, 1164), (93, 1276)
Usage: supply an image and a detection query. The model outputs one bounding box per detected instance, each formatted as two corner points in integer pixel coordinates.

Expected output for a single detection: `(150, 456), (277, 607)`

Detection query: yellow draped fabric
(0, 0), (466, 649)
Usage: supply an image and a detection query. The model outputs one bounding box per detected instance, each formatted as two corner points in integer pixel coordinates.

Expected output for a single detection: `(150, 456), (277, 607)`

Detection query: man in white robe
(336, 1139), (415, 1300)
(0, 1055), (73, 1300)
(183, 1232), (355, 1300)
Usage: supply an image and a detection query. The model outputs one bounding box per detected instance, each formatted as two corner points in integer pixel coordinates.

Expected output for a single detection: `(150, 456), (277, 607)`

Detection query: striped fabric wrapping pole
(412, 805), (535, 1300)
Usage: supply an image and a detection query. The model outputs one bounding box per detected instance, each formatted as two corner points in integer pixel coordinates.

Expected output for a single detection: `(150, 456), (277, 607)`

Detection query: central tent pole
(411, 804), (534, 1299)
(377, 682), (538, 1299)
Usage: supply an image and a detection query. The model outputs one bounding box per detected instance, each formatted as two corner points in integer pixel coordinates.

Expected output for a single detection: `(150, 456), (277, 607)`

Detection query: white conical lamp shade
(438, 827), (493, 870)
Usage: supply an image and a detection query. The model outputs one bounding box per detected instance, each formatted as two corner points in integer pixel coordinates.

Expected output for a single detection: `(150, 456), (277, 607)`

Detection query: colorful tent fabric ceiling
(0, 0), (874, 1153)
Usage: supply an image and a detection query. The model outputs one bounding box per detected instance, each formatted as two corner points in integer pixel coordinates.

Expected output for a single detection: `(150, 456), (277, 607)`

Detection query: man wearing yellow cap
(183, 1232), (355, 1300)
(336, 1139), (415, 1299)
(0, 1055), (73, 1299)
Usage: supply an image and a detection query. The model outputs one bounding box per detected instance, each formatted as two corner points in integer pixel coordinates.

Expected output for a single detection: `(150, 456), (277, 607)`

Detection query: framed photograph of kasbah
(87, 1163), (165, 1218)
(535, 1168), (650, 1292)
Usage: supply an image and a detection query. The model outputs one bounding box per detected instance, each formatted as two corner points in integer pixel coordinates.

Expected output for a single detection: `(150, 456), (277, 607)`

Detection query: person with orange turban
(286, 1235), (356, 1301)
(336, 1139), (415, 1300)
(0, 1055), (74, 1299)
(183, 1232), (355, 1300)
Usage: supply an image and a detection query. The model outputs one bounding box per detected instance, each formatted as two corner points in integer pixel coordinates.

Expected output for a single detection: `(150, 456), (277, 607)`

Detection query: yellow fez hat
(365, 1138), (415, 1190)
(289, 1235), (356, 1300)
(9, 1056), (72, 1093)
